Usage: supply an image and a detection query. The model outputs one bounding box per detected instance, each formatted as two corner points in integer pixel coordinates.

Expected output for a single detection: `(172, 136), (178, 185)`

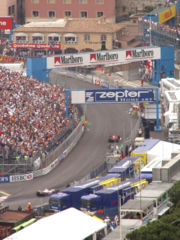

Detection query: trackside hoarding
(47, 47), (161, 69)
(11, 43), (61, 49)
(71, 88), (155, 104)
(159, 5), (176, 24)
(0, 17), (12, 29)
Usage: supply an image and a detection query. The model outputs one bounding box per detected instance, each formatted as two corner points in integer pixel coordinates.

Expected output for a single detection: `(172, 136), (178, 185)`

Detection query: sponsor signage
(89, 51), (118, 64)
(71, 88), (155, 104)
(125, 49), (155, 61)
(11, 43), (61, 49)
(0, 176), (9, 183)
(47, 47), (161, 69)
(50, 158), (59, 169)
(10, 173), (33, 182)
(54, 54), (83, 67)
(0, 17), (12, 30)
(159, 5), (176, 24)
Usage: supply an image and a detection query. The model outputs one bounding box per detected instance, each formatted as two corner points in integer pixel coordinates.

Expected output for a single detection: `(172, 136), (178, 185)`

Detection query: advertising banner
(47, 47), (161, 69)
(10, 173), (33, 182)
(0, 17), (12, 30)
(71, 88), (155, 104)
(11, 43), (61, 49)
(0, 176), (10, 183)
(159, 5), (176, 24)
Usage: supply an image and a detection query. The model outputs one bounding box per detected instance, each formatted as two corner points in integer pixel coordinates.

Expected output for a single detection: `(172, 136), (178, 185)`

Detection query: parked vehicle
(49, 174), (121, 211)
(108, 156), (143, 181)
(80, 178), (148, 219)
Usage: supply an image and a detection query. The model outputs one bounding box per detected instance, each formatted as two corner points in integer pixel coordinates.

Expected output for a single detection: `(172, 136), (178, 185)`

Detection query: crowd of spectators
(0, 67), (80, 164)
(141, 19), (180, 40)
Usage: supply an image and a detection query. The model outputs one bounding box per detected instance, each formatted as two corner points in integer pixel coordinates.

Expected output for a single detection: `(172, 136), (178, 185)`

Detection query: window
(12, 5), (15, 15)
(32, 0), (39, 3)
(32, 11), (39, 17)
(64, 34), (77, 44)
(101, 34), (106, 41)
(48, 0), (55, 3)
(84, 34), (90, 41)
(96, 0), (104, 4)
(81, 11), (87, 18)
(16, 35), (28, 43)
(122, 6), (126, 12)
(8, 5), (15, 15)
(64, 0), (71, 4)
(49, 11), (55, 18)
(48, 34), (61, 43)
(80, 0), (87, 3)
(8, 7), (11, 15)
(65, 11), (72, 17)
(32, 34), (44, 43)
(97, 12), (103, 17)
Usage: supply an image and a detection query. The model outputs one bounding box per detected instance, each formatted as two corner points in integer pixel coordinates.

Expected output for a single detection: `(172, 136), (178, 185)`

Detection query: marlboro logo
(126, 49), (154, 59)
(54, 57), (60, 65)
(90, 52), (118, 63)
(54, 55), (83, 65)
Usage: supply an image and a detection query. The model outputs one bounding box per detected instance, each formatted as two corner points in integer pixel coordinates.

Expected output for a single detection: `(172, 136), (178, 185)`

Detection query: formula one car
(36, 188), (58, 197)
(108, 135), (122, 143)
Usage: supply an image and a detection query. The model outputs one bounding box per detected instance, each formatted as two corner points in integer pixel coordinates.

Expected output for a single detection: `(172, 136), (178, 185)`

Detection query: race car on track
(108, 135), (122, 143)
(36, 188), (58, 197)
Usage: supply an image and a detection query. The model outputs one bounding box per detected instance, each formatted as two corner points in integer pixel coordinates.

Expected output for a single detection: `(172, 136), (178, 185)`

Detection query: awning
(32, 33), (44, 38)
(4, 208), (106, 240)
(158, 206), (170, 216)
(64, 33), (77, 38)
(15, 33), (28, 37)
(48, 33), (60, 38)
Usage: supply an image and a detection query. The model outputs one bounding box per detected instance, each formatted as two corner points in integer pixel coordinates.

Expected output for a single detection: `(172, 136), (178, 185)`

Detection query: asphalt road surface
(1, 74), (136, 210)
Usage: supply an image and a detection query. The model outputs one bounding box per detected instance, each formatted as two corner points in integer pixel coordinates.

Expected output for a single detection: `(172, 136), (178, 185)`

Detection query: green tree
(169, 180), (180, 206)
(144, 6), (154, 13)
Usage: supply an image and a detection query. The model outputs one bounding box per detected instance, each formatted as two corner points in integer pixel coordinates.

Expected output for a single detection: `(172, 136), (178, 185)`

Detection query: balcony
(33, 40), (44, 44)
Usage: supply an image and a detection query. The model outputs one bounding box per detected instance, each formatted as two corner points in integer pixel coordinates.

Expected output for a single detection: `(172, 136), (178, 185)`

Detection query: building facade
(0, 0), (16, 18)
(25, 0), (116, 23)
(12, 18), (126, 56)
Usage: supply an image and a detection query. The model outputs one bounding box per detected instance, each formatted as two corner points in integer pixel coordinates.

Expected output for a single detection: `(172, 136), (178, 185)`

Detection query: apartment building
(0, 0), (16, 18)
(12, 17), (142, 57)
(25, 0), (116, 23)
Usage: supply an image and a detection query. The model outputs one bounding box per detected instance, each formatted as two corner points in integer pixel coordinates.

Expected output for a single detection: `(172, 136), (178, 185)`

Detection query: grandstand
(0, 67), (81, 175)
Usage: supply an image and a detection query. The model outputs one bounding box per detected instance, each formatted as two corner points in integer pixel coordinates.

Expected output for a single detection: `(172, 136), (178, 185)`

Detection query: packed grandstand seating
(0, 67), (80, 171)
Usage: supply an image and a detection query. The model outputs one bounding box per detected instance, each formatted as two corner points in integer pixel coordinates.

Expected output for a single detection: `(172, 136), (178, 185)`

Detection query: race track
(1, 74), (136, 210)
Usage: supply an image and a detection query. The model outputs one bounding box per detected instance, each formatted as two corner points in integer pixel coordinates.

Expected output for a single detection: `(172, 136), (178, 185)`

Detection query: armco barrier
(4, 120), (84, 181)
(33, 120), (84, 178)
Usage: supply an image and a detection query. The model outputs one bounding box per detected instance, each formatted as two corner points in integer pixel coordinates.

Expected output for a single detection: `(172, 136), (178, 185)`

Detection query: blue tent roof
(132, 139), (160, 153)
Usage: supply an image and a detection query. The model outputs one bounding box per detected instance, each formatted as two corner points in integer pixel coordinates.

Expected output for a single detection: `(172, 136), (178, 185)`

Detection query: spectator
(0, 67), (80, 163)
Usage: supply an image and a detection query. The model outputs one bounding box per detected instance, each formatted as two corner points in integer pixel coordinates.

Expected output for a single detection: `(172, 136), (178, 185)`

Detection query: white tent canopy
(147, 140), (180, 163)
(5, 208), (106, 240)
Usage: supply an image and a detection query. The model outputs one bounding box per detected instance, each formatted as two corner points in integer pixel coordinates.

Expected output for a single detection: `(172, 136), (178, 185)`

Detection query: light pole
(119, 194), (123, 240)
(149, 17), (152, 46)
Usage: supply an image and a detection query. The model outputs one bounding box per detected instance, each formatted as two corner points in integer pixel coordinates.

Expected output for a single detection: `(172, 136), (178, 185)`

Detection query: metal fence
(0, 120), (81, 175)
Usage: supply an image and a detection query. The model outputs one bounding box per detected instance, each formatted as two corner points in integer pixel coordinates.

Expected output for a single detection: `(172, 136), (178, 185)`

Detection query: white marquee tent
(4, 208), (107, 240)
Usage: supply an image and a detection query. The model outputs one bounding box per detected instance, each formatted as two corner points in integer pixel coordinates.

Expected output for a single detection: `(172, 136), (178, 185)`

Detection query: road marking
(0, 190), (10, 196)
